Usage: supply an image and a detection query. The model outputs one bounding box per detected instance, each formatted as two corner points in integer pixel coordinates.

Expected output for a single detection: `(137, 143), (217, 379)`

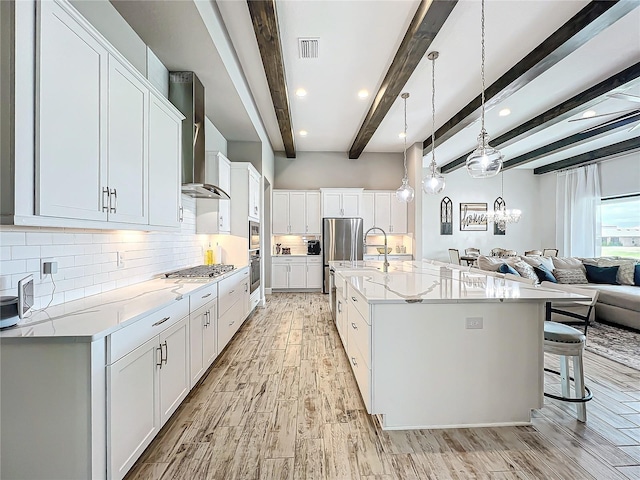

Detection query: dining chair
(490, 247), (506, 257)
(543, 248), (559, 257)
(524, 250), (542, 256)
(502, 250), (518, 257)
(465, 247), (481, 257)
(448, 248), (461, 265)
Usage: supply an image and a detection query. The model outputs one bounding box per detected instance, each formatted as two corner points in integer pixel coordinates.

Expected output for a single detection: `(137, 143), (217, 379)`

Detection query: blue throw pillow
(635, 264), (640, 287)
(584, 264), (619, 285)
(498, 263), (519, 276)
(533, 263), (557, 283)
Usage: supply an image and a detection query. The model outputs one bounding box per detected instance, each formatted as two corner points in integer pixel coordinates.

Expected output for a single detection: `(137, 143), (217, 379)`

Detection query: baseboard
(265, 288), (272, 295)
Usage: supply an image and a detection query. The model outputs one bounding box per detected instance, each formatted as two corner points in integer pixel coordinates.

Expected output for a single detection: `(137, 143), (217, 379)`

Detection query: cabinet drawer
(348, 286), (370, 325)
(218, 271), (245, 316)
(190, 283), (217, 312)
(306, 256), (322, 264)
(108, 298), (189, 364)
(347, 303), (370, 368)
(217, 298), (245, 353)
(273, 256), (306, 263)
(348, 341), (371, 412)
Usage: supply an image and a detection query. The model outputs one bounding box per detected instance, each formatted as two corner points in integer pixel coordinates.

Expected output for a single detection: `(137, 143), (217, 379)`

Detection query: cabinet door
(149, 94), (181, 227)
(289, 264), (307, 289)
(306, 263), (323, 289)
(322, 192), (343, 217)
(305, 191), (321, 234)
(107, 57), (148, 224)
(219, 157), (232, 233)
(374, 193), (391, 232)
(38, 1), (108, 221)
(158, 316), (190, 425)
(203, 302), (217, 369)
(336, 293), (347, 348)
(342, 193), (361, 217)
(272, 191), (290, 234)
(108, 336), (160, 480)
(390, 195), (408, 234)
(289, 192), (306, 234)
(272, 264), (289, 289)
(361, 193), (375, 234)
(249, 170), (260, 220)
(189, 307), (206, 388)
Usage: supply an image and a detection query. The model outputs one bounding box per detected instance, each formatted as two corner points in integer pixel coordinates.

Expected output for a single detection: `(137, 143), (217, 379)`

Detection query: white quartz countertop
(0, 267), (247, 342)
(330, 260), (587, 304)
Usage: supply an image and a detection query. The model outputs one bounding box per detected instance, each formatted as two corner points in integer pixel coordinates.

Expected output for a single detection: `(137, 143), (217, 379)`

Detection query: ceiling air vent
(298, 38), (319, 59)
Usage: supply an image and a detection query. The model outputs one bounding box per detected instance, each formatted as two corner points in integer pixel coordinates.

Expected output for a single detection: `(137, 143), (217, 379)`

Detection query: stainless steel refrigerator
(323, 217), (364, 293)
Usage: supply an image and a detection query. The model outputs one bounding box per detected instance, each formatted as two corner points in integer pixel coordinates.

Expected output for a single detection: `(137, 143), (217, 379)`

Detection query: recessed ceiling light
(398, 132), (406, 139)
(299, 130), (308, 137)
(582, 110), (597, 118)
(358, 90), (369, 99)
(295, 88), (307, 97)
(499, 108), (511, 117)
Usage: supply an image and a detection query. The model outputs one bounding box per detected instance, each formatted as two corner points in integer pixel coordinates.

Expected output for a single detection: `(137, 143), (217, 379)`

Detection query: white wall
(422, 168), (541, 262)
(274, 151), (404, 190)
(205, 117), (227, 155)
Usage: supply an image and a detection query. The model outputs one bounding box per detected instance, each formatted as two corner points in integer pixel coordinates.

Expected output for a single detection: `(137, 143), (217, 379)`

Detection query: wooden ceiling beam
(533, 136), (640, 175)
(502, 111), (640, 170)
(348, 0), (457, 159)
(424, 1), (639, 158)
(247, 0), (296, 158)
(440, 62), (640, 173)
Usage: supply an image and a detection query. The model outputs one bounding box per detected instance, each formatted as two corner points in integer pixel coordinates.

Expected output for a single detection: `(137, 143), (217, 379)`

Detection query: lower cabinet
(189, 299), (217, 388)
(272, 256), (323, 290)
(107, 315), (189, 480)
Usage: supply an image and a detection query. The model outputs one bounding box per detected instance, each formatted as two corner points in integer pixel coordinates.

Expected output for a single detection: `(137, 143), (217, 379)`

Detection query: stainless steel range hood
(169, 72), (230, 200)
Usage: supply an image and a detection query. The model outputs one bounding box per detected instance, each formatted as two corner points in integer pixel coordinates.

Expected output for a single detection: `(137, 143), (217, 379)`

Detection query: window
(600, 195), (640, 259)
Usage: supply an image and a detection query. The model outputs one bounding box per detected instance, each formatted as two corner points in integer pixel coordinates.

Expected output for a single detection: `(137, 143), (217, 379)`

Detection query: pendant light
(466, 0), (503, 178)
(422, 51), (445, 195)
(396, 92), (415, 203)
(486, 171), (522, 230)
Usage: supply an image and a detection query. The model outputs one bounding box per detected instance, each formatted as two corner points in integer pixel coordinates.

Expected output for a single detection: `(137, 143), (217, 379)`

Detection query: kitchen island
(331, 260), (587, 430)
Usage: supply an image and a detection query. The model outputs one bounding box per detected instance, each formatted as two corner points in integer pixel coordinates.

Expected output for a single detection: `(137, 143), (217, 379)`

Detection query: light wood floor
(125, 293), (640, 480)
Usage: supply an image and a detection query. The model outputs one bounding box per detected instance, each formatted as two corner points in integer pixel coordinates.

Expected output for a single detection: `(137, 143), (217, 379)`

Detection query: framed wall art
(460, 202), (487, 231)
(440, 197), (453, 235)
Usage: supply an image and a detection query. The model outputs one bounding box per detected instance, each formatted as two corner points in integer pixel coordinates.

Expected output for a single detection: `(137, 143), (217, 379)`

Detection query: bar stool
(543, 321), (592, 422)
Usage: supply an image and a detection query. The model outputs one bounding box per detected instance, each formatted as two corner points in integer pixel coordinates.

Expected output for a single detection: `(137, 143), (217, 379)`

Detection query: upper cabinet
(362, 191), (408, 234)
(230, 163), (261, 237)
(248, 168), (260, 221)
(272, 190), (321, 235)
(320, 188), (363, 218)
(33, 0), (184, 230)
(196, 152), (232, 234)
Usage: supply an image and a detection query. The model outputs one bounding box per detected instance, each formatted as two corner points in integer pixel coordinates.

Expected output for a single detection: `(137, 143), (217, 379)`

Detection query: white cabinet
(361, 192), (375, 233)
(320, 188), (363, 217)
(107, 309), (189, 480)
(217, 267), (250, 354)
(272, 256), (322, 290)
(372, 192), (407, 234)
(230, 163), (261, 237)
(148, 93), (182, 228)
(306, 258), (323, 289)
(272, 190), (321, 234)
(189, 285), (217, 388)
(37, 0), (108, 221)
(197, 151), (232, 234)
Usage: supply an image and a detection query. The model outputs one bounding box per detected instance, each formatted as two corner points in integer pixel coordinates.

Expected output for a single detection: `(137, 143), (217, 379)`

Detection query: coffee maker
(307, 240), (321, 255)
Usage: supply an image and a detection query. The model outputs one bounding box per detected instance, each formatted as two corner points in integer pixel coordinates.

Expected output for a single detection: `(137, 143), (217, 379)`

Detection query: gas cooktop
(165, 265), (235, 278)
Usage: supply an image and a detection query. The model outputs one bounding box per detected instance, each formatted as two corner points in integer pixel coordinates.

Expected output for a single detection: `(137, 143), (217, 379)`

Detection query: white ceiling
(113, 0), (640, 171)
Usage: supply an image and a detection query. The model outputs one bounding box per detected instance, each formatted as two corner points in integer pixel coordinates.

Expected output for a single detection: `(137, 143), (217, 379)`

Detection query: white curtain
(556, 164), (601, 257)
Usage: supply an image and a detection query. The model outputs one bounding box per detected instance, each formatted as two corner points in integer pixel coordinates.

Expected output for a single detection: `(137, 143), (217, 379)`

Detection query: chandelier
(486, 172), (521, 231)
(422, 51), (445, 195)
(466, 0), (503, 178)
(396, 92), (415, 203)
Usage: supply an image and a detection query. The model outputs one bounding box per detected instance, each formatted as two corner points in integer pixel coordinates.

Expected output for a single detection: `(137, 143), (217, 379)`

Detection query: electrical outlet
(466, 317), (483, 329)
(117, 251), (125, 268)
(40, 258), (57, 279)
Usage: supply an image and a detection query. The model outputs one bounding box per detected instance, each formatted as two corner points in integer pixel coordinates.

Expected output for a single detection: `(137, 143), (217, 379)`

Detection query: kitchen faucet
(363, 226), (389, 273)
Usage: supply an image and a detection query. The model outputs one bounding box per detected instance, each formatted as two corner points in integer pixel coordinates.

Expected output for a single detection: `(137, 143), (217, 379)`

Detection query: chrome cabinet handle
(162, 341), (168, 365)
(179, 205), (184, 222)
(351, 357), (357, 367)
(220, 216), (223, 227)
(245, 283), (248, 292)
(351, 322), (357, 330)
(202, 293), (212, 299)
(156, 346), (163, 368)
(102, 187), (109, 212)
(110, 188), (117, 213)
(229, 289), (234, 294)
(152, 316), (170, 327)
(337, 301), (341, 313)
(351, 296), (357, 302)
(204, 311), (208, 327)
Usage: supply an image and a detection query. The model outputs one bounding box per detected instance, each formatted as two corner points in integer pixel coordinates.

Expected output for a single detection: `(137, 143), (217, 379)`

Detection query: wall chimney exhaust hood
(169, 72), (230, 200)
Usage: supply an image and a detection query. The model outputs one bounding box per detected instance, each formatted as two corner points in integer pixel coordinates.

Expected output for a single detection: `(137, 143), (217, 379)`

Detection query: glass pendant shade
(466, 130), (503, 178)
(396, 178), (415, 202)
(422, 170), (445, 195)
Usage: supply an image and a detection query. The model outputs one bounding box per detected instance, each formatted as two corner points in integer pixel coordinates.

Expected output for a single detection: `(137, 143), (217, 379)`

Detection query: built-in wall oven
(249, 221), (260, 250)
(249, 251), (260, 293)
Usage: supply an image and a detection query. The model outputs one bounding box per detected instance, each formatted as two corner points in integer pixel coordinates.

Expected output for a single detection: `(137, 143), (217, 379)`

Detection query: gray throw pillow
(553, 268), (589, 284)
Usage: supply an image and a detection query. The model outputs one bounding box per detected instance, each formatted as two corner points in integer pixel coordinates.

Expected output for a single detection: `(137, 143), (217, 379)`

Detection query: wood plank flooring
(125, 293), (640, 480)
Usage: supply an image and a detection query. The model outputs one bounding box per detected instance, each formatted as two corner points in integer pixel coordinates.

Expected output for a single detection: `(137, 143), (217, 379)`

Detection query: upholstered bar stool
(543, 321), (592, 422)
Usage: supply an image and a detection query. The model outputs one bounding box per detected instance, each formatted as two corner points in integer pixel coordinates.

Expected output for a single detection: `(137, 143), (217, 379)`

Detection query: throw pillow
(519, 254), (555, 272)
(552, 256), (586, 272)
(533, 264), (557, 283)
(512, 260), (540, 283)
(498, 263), (519, 276)
(635, 264), (640, 287)
(553, 268), (589, 284)
(585, 264), (619, 285)
(477, 255), (517, 272)
(596, 258), (637, 285)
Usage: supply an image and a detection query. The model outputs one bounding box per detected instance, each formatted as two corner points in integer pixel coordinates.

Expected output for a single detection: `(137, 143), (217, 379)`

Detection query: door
(149, 94), (181, 227)
(289, 264), (307, 289)
(342, 193), (360, 217)
(107, 57), (148, 224)
(37, 1), (108, 221)
(107, 337), (160, 480)
(361, 192), (375, 234)
(289, 192), (306, 233)
(189, 307), (206, 387)
(307, 263), (323, 289)
(305, 191), (321, 234)
(390, 195), (408, 233)
(219, 158), (231, 232)
(322, 192), (343, 217)
(272, 191), (290, 234)
(322, 218), (364, 263)
(272, 264), (289, 289)
(158, 316), (190, 425)
(203, 302), (217, 368)
(374, 193), (391, 232)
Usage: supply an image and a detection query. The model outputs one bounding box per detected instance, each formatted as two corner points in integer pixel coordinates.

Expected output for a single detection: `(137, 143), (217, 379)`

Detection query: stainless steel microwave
(249, 221), (260, 250)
